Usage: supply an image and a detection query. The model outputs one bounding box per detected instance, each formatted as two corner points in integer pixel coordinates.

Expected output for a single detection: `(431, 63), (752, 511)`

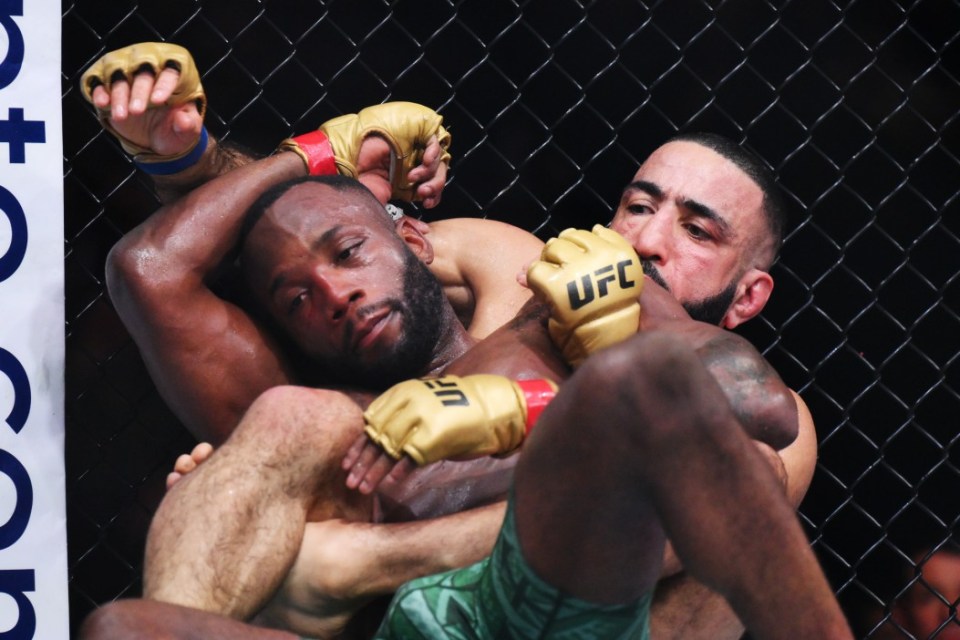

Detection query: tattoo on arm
(696, 332), (797, 449)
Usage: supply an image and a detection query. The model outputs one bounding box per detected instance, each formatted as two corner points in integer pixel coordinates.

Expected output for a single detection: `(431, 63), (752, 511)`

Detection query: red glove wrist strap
(516, 379), (557, 434)
(291, 130), (337, 176)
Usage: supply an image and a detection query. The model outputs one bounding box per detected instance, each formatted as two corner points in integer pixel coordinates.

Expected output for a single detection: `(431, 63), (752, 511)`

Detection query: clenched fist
(527, 225), (643, 368)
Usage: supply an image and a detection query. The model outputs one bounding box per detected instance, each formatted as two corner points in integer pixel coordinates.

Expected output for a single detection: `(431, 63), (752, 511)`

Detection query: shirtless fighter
(77, 42), (824, 636)
(80, 172), (850, 639)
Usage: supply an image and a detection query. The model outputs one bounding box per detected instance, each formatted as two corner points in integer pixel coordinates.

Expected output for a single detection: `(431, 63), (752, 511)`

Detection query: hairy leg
(144, 386), (372, 619)
(649, 573), (744, 640)
(513, 331), (851, 639)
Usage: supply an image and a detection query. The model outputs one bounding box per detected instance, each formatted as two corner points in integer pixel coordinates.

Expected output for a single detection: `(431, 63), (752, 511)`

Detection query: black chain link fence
(62, 0), (959, 637)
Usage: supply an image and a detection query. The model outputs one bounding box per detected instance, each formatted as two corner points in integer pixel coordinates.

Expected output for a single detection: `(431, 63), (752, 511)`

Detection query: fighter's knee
(246, 384), (314, 420)
(576, 331), (699, 399)
(572, 333), (714, 448)
(239, 385), (364, 450)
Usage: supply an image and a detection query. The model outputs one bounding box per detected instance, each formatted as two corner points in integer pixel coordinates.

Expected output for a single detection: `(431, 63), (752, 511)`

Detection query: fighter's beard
(332, 251), (447, 390)
(641, 260), (737, 326)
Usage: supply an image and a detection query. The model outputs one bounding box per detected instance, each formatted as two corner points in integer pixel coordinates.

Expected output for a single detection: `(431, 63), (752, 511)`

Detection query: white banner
(0, 1), (69, 638)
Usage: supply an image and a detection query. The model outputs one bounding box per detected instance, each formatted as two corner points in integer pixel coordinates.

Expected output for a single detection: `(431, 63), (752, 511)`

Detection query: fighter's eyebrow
(625, 180), (734, 240)
(311, 224), (344, 253)
(269, 275), (285, 298)
(268, 224), (344, 297)
(624, 180), (664, 200)
(678, 197), (734, 240)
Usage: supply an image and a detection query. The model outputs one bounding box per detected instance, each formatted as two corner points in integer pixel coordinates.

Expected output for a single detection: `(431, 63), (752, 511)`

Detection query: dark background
(62, 0), (959, 637)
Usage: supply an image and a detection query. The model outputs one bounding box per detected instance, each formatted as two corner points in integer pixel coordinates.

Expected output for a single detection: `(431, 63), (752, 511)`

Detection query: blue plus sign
(0, 108), (45, 163)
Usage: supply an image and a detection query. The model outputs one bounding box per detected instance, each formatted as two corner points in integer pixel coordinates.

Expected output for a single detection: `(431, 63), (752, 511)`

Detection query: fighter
(77, 42), (824, 639)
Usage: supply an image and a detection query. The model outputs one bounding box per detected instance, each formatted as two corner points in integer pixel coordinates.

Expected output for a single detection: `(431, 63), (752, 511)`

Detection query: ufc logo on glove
(422, 378), (470, 407)
(565, 260), (637, 310)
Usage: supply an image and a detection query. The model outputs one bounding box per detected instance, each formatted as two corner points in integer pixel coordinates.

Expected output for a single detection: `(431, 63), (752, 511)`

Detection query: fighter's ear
(722, 268), (773, 329)
(395, 215), (434, 264)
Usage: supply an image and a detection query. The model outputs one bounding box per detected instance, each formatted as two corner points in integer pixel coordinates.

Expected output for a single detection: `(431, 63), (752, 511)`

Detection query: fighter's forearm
(104, 151), (307, 442)
(151, 136), (262, 204)
(264, 502), (506, 637)
(305, 502), (504, 600)
(110, 151), (304, 291)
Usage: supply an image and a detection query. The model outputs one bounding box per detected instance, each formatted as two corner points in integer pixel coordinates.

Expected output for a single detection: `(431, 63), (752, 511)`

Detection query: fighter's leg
(512, 331), (851, 639)
(144, 385), (372, 620)
(648, 395), (821, 640)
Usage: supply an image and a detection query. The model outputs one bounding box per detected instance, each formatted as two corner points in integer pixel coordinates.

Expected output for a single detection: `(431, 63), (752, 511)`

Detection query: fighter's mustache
(342, 299), (405, 354)
(641, 260), (669, 291)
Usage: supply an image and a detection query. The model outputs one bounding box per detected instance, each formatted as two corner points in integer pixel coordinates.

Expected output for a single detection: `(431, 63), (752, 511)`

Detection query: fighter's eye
(288, 292), (306, 314)
(336, 241), (363, 263)
(685, 223), (711, 241)
(627, 203), (652, 215)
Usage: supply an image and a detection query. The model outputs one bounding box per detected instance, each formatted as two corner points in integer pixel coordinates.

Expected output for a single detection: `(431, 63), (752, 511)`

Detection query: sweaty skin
(131, 177), (812, 640)
(141, 190), (805, 637)
(88, 51), (822, 640)
(140, 269), (810, 639)
(107, 144), (544, 445)
(93, 57), (542, 445)
(344, 278), (798, 497)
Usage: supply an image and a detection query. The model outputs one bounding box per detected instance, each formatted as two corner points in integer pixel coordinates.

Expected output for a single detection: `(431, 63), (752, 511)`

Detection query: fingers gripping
(364, 102), (452, 200)
(526, 231), (598, 294)
(363, 387), (418, 460)
(278, 102), (452, 204)
(323, 102), (452, 201)
(537, 230), (599, 269)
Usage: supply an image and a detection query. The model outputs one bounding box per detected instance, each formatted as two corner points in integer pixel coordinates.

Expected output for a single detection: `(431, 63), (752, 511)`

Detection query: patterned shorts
(374, 499), (651, 639)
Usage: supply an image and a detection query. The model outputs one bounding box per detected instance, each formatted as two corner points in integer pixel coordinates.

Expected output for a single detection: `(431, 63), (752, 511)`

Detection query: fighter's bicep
(129, 287), (294, 444)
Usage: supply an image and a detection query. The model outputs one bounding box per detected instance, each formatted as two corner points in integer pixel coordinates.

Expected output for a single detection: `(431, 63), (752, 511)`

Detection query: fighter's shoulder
(426, 217), (543, 338)
(427, 217), (543, 252)
(424, 217), (543, 293)
(780, 389), (818, 506)
(790, 390), (815, 434)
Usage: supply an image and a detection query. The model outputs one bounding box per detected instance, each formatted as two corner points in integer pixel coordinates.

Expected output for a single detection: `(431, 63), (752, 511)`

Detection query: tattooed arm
(694, 327), (799, 450)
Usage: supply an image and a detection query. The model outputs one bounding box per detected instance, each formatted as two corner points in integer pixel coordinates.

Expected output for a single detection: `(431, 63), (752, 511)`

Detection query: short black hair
(669, 132), (788, 268)
(238, 174), (391, 248)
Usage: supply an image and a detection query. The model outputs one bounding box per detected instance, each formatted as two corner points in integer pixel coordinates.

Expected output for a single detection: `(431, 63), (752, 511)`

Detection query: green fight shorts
(374, 499), (651, 639)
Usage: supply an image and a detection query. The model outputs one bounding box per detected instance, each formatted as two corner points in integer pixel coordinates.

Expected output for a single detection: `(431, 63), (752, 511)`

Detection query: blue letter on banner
(0, 187), (27, 283)
(0, 349), (29, 433)
(0, 569), (36, 639)
(0, 0), (24, 90)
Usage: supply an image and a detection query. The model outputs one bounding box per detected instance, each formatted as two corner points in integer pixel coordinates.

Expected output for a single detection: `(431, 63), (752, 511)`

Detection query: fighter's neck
(422, 311), (478, 377)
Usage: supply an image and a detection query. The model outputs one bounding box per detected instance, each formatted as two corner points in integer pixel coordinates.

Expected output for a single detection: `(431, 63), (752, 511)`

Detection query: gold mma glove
(79, 42), (207, 165)
(363, 375), (557, 465)
(527, 225), (643, 368)
(278, 102), (452, 201)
